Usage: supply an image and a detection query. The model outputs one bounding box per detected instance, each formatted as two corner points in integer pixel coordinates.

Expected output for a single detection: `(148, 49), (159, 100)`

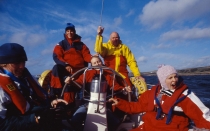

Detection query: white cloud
(151, 43), (172, 49)
(41, 48), (53, 55)
(160, 27), (210, 41)
(0, 34), (6, 41)
(176, 55), (210, 69)
(26, 56), (55, 75)
(150, 52), (210, 70)
(10, 32), (46, 46)
(49, 29), (63, 34)
(153, 53), (179, 59)
(76, 23), (98, 38)
(139, 0), (210, 29)
(0, 13), (27, 32)
(1, 0), (210, 74)
(113, 16), (122, 27)
(81, 37), (96, 54)
(118, 0), (129, 10)
(9, 33), (26, 45)
(137, 56), (147, 63)
(126, 9), (134, 17)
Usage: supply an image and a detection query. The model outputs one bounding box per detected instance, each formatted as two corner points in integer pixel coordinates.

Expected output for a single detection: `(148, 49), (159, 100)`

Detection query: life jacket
(59, 35), (88, 68)
(0, 68), (47, 114)
(148, 81), (191, 124)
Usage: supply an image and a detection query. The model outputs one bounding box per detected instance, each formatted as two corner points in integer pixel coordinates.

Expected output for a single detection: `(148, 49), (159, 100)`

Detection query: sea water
(143, 75), (210, 108)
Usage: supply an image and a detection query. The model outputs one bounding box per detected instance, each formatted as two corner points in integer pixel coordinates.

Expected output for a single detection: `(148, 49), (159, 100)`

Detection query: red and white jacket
(115, 81), (210, 131)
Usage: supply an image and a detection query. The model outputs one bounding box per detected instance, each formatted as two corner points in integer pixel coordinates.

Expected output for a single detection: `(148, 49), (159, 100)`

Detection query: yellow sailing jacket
(94, 35), (141, 78)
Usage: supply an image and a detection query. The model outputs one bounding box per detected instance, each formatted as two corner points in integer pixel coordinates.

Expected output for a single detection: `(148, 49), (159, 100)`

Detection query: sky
(0, 0), (210, 75)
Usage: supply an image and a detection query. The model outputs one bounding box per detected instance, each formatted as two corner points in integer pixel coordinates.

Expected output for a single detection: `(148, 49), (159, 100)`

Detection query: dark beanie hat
(65, 23), (76, 32)
(0, 43), (28, 64)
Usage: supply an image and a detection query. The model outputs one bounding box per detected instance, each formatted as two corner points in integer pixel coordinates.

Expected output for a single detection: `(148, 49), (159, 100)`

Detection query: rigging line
(100, 0), (104, 26)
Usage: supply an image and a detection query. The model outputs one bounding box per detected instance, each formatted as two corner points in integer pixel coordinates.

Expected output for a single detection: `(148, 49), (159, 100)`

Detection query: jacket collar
(107, 40), (122, 48)
(64, 34), (81, 44)
(160, 89), (175, 97)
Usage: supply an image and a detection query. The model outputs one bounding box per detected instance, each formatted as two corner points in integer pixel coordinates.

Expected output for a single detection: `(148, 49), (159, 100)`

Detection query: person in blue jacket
(0, 43), (68, 131)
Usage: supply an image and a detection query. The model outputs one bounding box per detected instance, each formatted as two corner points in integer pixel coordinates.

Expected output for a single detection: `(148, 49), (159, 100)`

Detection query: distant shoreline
(142, 72), (210, 76)
(141, 66), (210, 76)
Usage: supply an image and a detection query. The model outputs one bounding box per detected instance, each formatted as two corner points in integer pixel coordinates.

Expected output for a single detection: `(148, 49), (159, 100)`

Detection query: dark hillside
(141, 66), (210, 76)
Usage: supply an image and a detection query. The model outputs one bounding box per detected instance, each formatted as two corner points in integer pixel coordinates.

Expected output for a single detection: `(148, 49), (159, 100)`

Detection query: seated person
(109, 65), (210, 131)
(0, 43), (68, 131)
(64, 56), (131, 131)
(50, 23), (92, 104)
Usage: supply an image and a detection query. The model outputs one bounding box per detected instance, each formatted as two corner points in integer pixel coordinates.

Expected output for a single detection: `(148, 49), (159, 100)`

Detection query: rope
(100, 0), (104, 25)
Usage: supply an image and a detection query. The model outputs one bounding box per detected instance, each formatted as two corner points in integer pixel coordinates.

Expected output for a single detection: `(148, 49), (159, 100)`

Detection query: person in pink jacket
(109, 65), (210, 131)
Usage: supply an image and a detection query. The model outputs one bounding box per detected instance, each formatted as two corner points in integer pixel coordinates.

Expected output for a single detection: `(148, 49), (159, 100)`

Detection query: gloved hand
(35, 107), (64, 131)
(35, 108), (53, 123)
(54, 102), (69, 120)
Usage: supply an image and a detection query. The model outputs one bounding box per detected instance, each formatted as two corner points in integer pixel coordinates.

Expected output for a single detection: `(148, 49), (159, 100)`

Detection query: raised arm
(94, 26), (106, 56)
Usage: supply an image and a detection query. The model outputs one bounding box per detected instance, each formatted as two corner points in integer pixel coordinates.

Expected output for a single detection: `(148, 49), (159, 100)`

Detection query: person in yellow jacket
(94, 26), (145, 88)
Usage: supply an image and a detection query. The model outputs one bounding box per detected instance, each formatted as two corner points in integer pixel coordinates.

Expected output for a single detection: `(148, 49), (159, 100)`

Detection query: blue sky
(0, 0), (210, 75)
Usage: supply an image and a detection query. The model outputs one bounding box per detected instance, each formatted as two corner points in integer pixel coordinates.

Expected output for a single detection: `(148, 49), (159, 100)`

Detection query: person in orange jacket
(94, 26), (144, 89)
(109, 65), (210, 131)
(69, 56), (124, 92)
(51, 23), (92, 104)
(64, 56), (130, 131)
(0, 43), (68, 131)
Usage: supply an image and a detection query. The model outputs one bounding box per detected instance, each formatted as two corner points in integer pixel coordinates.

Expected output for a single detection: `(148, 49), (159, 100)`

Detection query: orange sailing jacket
(53, 34), (92, 72)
